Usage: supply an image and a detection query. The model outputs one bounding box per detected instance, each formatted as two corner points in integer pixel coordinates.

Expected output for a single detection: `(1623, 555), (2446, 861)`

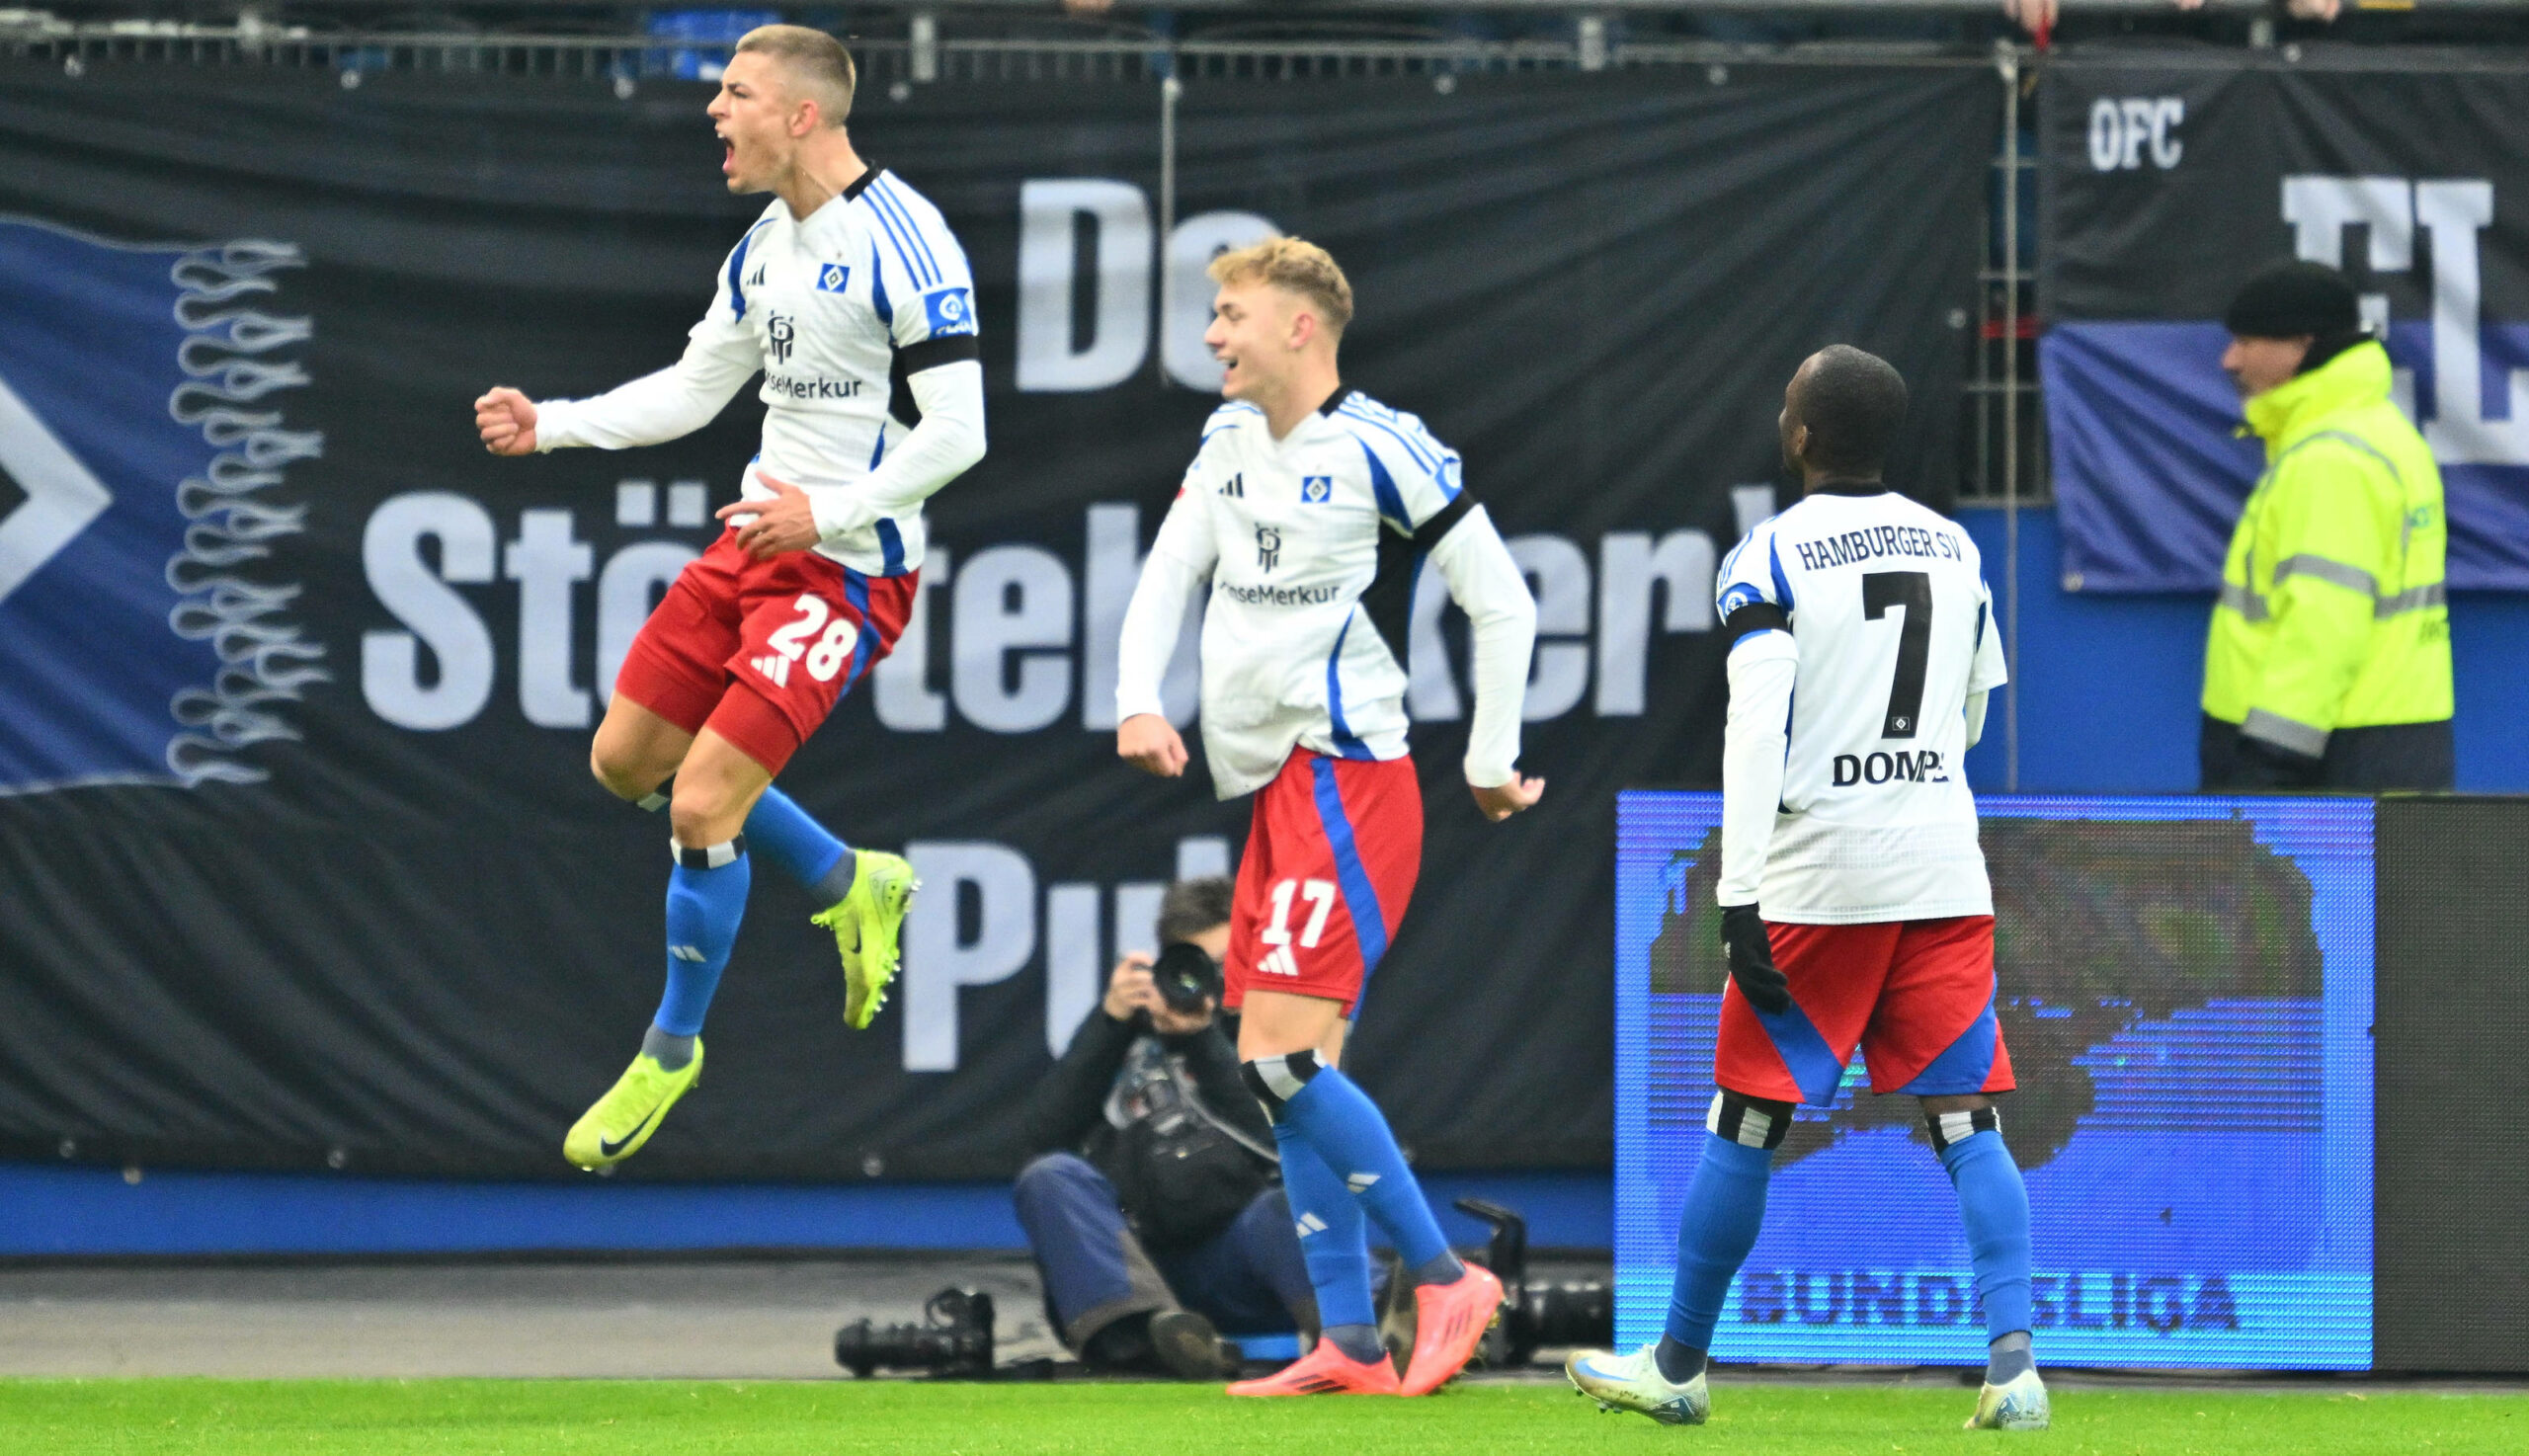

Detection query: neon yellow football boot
(563, 1041), (702, 1170)
(811, 849), (918, 1030)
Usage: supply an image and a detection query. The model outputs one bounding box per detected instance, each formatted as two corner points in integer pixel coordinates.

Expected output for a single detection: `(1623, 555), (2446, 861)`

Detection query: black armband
(894, 332), (981, 375)
(1410, 491), (1477, 549)
(1724, 602), (1790, 642)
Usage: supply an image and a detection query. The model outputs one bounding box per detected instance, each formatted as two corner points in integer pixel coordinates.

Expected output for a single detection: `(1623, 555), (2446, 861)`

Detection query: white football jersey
(1715, 488), (2008, 923)
(538, 167), (976, 577)
(1140, 389), (1523, 798)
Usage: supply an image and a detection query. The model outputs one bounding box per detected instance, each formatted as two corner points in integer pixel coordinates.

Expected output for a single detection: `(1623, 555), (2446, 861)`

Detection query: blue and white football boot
(1564, 1344), (1710, 1426)
(1964, 1368), (2052, 1430)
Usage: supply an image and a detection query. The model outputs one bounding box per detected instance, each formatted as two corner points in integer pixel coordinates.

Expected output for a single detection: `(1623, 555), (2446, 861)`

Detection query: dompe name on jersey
(1832, 749), (1952, 785)
(765, 372), (863, 400)
(1791, 524), (1964, 573)
(1219, 580), (1345, 607)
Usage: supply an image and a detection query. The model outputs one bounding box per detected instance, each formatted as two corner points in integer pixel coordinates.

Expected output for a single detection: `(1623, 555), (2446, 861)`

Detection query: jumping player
(1114, 238), (1542, 1397)
(1566, 347), (2045, 1430)
(470, 26), (984, 1170)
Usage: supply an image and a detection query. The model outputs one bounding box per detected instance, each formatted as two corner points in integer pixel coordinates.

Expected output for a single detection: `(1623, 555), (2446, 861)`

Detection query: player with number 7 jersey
(467, 27), (984, 1172)
(1568, 347), (2042, 1434)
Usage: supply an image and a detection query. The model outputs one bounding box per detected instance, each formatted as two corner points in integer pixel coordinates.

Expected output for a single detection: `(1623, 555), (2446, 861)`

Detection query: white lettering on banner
(1595, 529), (1718, 716)
(2283, 174), (2529, 464)
(365, 483), (713, 731)
(873, 548), (951, 731)
(1014, 179), (1283, 394)
(506, 509), (594, 729)
(1081, 503), (1202, 730)
(361, 496), (1737, 733)
(1509, 533), (1591, 721)
(1043, 882), (1102, 1058)
(906, 835), (1238, 1070)
(362, 492), (497, 730)
(902, 841), (1037, 1072)
(1016, 180), (1152, 392)
(2088, 97), (2184, 173)
(950, 543), (1074, 733)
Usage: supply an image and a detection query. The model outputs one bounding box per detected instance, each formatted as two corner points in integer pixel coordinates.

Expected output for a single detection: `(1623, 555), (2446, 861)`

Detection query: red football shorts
(1223, 751), (1423, 1019)
(611, 528), (916, 776)
(1714, 915), (2013, 1107)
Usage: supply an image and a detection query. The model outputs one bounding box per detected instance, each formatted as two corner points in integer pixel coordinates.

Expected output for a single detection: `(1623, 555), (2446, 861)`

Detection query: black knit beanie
(2224, 260), (2360, 341)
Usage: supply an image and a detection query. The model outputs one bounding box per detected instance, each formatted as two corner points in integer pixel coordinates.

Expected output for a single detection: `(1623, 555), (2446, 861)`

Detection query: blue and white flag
(0, 219), (324, 792)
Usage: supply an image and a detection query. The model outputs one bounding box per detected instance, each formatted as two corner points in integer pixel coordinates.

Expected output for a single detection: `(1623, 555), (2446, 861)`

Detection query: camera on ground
(834, 1287), (997, 1379)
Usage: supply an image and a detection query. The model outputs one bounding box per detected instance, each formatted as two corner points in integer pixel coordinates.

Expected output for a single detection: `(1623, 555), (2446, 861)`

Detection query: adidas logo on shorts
(1346, 1172), (1380, 1193)
(1259, 945), (1299, 977)
(751, 652), (791, 688)
(1295, 1212), (1329, 1237)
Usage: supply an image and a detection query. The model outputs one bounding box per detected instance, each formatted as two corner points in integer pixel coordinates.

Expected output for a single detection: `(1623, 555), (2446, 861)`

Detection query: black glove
(1720, 904), (1791, 1015)
(2232, 734), (2323, 790)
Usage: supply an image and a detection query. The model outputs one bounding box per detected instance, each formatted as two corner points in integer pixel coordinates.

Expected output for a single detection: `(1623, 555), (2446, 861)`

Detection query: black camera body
(1454, 1198), (1615, 1367)
(834, 1287), (996, 1379)
(1150, 939), (1223, 1015)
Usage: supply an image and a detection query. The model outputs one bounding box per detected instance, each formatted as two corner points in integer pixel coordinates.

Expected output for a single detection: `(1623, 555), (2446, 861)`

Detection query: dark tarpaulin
(0, 60), (1993, 1181)
(2040, 54), (2529, 594)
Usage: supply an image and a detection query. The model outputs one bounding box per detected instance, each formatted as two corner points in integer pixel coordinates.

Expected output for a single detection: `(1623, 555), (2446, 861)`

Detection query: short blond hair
(734, 25), (857, 126)
(1207, 236), (1354, 336)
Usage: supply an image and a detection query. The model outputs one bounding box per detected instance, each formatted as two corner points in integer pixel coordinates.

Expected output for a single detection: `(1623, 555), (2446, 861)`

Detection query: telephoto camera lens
(834, 1288), (997, 1379)
(1150, 940), (1223, 1015)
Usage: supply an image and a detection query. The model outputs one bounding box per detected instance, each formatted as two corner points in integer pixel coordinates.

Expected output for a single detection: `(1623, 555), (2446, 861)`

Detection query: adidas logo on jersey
(1219, 472), (1244, 498)
(752, 652), (792, 688)
(1258, 945), (1299, 977)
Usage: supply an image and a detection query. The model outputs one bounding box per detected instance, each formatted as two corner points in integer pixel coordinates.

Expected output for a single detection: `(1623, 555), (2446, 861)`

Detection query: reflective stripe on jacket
(2203, 341), (2453, 754)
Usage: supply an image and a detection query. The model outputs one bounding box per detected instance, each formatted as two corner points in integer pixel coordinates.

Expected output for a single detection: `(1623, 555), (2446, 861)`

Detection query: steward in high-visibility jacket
(2201, 262), (2454, 791)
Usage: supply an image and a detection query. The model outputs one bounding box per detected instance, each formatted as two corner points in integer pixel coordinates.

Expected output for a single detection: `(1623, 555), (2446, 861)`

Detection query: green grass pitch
(2, 1379), (2518, 1454)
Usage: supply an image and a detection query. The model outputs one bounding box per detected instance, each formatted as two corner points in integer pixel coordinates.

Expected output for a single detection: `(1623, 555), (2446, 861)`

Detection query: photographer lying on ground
(1014, 877), (1316, 1379)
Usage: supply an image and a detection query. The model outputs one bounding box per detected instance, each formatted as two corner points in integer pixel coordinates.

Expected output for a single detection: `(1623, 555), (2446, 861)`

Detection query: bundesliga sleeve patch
(1718, 581), (1767, 616)
(921, 287), (977, 337)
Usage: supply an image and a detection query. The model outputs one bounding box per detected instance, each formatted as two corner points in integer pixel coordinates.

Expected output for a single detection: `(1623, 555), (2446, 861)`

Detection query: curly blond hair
(1207, 236), (1354, 336)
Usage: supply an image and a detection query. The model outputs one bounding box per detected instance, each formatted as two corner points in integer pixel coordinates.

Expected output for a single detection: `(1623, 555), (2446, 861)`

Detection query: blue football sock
(655, 839), (751, 1037)
(742, 786), (854, 902)
(1273, 1122), (1378, 1338)
(1939, 1128), (2034, 1343)
(1279, 1067), (1455, 1273)
(1665, 1133), (1777, 1352)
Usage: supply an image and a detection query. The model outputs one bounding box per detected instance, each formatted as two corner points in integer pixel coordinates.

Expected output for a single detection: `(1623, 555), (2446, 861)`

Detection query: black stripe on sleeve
(894, 332), (980, 375)
(885, 333), (982, 428)
(1409, 491), (1477, 549)
(1724, 601), (1790, 642)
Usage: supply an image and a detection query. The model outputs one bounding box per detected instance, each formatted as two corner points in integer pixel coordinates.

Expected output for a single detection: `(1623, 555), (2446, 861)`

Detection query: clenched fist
(474, 386), (538, 455)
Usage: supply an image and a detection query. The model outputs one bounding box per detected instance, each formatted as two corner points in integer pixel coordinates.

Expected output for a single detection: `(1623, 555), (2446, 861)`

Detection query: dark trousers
(2200, 714), (2455, 792)
(1012, 1153), (1316, 1350)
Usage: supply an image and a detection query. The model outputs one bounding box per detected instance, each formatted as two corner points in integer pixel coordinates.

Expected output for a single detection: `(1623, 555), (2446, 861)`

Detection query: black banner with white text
(0, 60), (1993, 1180)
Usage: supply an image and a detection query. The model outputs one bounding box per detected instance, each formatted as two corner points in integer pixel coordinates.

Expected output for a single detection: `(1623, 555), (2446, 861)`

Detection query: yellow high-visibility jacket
(2202, 341), (2453, 757)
